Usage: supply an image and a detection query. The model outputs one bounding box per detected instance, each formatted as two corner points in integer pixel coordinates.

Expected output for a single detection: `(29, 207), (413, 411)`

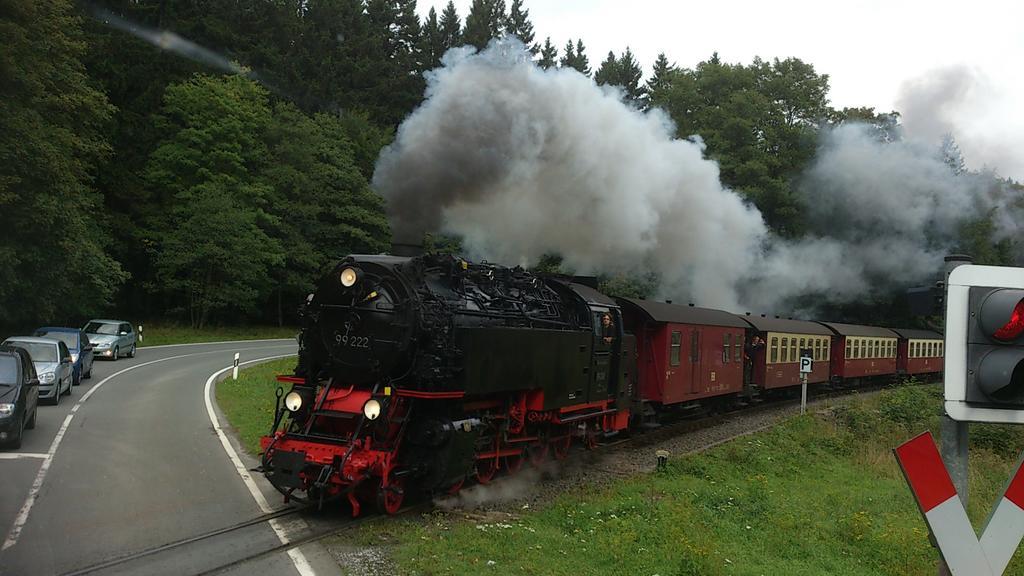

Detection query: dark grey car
(83, 319), (137, 360)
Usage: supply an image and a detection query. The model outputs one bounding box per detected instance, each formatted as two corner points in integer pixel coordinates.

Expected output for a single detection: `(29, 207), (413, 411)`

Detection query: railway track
(58, 498), (430, 576)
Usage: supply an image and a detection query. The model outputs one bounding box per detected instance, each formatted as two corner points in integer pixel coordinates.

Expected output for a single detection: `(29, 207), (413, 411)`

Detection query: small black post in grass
(656, 449), (669, 471)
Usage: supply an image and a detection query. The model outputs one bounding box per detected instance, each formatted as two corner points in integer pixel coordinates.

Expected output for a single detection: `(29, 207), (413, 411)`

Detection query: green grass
(332, 384), (1024, 576)
(215, 357), (296, 454)
(137, 324), (297, 347)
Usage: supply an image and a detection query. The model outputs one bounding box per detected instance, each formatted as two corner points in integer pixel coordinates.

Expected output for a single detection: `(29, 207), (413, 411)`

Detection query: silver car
(83, 319), (137, 360)
(1, 337), (73, 404)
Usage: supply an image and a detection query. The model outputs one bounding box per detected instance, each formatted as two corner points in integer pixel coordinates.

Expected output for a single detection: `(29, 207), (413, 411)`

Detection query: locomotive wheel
(551, 436), (571, 460)
(504, 452), (524, 474)
(377, 479), (405, 515)
(475, 458), (498, 484)
(527, 442), (548, 466)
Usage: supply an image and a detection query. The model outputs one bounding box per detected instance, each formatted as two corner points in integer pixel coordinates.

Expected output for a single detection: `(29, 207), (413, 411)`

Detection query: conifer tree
(646, 52), (678, 107)
(595, 51), (618, 86)
(560, 38), (590, 75)
(439, 0), (463, 49)
(504, 0), (536, 53)
(420, 6), (445, 69)
(538, 37), (558, 69)
(464, 0), (505, 50)
(617, 47), (644, 102)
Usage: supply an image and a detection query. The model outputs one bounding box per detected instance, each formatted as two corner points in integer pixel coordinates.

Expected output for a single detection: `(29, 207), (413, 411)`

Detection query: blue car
(33, 327), (94, 386)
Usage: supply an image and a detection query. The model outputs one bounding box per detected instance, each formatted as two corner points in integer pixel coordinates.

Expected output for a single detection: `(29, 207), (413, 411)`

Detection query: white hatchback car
(83, 319), (137, 360)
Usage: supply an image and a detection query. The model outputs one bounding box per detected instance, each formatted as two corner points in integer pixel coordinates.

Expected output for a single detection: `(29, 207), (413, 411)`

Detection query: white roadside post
(232, 352), (240, 380)
(137, 324), (143, 343)
(799, 352), (812, 415)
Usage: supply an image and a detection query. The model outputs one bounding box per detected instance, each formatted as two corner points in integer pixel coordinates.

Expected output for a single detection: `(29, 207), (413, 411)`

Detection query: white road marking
(0, 453), (48, 460)
(202, 354), (317, 576)
(1, 344), (296, 552)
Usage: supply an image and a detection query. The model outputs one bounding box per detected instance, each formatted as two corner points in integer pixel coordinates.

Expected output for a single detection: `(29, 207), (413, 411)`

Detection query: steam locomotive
(259, 253), (943, 515)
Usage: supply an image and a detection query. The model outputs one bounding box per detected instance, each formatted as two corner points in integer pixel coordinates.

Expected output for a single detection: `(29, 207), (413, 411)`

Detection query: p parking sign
(799, 352), (813, 374)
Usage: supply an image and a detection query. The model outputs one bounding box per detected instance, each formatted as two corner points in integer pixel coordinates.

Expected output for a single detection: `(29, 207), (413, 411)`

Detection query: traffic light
(946, 265), (1024, 424)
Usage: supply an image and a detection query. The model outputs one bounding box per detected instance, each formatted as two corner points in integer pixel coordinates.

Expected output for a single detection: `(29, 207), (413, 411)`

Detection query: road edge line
(202, 354), (317, 576)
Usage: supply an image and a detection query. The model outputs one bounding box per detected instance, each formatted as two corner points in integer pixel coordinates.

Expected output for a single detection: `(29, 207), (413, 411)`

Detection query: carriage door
(589, 307), (617, 403)
(690, 328), (700, 394)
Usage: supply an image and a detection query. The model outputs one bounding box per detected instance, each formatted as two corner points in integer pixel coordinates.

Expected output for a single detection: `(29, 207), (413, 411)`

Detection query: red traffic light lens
(994, 299), (1024, 341)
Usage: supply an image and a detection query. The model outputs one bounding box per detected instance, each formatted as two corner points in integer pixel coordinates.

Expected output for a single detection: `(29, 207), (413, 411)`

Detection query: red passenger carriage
(618, 299), (748, 407)
(891, 328), (944, 376)
(819, 322), (899, 381)
(739, 316), (832, 390)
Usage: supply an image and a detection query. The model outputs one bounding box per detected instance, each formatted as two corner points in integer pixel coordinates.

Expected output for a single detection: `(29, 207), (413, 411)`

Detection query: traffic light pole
(940, 254), (973, 576)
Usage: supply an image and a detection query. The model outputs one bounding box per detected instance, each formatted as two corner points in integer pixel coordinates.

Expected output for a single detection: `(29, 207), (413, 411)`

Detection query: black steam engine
(261, 253), (635, 515)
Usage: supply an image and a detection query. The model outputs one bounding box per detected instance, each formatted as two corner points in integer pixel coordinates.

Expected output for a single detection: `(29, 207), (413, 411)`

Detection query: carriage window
(856, 339), (863, 359)
(930, 342), (936, 357)
(845, 339), (851, 358)
(781, 338), (789, 363)
(770, 337), (779, 364)
(734, 335), (743, 362)
(939, 343), (944, 357)
(723, 334), (730, 363)
(670, 331), (681, 366)
(691, 330), (699, 362)
(790, 339), (797, 362)
(874, 340), (880, 358)
(825, 339), (830, 361)
(813, 339), (820, 361)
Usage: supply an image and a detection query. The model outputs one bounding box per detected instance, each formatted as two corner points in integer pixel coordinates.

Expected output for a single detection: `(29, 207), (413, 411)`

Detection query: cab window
(734, 335), (743, 362)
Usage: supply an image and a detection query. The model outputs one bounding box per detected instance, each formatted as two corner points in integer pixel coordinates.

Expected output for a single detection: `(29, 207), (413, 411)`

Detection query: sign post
(799, 349), (812, 415)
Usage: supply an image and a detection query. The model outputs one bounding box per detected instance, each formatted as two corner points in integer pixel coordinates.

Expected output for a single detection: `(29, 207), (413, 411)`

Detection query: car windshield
(0, 356), (15, 385)
(84, 322), (119, 335)
(38, 331), (79, 350)
(4, 341), (57, 363)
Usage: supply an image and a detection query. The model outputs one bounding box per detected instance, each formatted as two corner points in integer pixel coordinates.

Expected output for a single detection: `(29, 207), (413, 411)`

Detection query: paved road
(0, 340), (340, 576)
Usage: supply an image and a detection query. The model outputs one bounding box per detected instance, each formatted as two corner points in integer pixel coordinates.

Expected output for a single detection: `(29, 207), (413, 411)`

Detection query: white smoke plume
(374, 39), (1022, 314)
(897, 66), (1024, 182)
(743, 123), (1005, 311)
(375, 39), (766, 311)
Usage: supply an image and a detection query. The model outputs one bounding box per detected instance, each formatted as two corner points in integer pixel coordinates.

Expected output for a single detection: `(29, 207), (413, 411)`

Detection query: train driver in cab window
(601, 313), (616, 346)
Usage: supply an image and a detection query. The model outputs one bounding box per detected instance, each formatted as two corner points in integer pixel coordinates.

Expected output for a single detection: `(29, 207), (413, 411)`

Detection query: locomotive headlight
(339, 267), (360, 288)
(284, 391), (304, 412)
(362, 398), (382, 420)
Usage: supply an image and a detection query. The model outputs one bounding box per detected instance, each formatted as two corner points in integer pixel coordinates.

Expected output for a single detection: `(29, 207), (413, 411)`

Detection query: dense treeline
(0, 0), (1014, 330)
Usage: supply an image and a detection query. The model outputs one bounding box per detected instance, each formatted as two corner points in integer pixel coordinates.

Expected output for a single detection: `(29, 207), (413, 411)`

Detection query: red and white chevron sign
(894, 432), (1024, 575)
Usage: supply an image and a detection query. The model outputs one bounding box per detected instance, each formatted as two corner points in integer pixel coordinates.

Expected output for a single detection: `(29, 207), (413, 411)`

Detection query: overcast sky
(417, 0), (1024, 179)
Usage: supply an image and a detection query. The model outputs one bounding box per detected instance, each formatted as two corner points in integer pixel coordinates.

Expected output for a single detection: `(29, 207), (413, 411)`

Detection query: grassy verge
(137, 324), (297, 347)
(333, 385), (1024, 576)
(215, 357), (296, 455)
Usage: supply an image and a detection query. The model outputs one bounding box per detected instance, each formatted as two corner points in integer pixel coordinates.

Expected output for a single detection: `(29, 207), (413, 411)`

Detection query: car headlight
(40, 372), (55, 383)
(284, 391), (304, 412)
(0, 404), (13, 417)
(71, 353), (79, 363)
(362, 398), (382, 420)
